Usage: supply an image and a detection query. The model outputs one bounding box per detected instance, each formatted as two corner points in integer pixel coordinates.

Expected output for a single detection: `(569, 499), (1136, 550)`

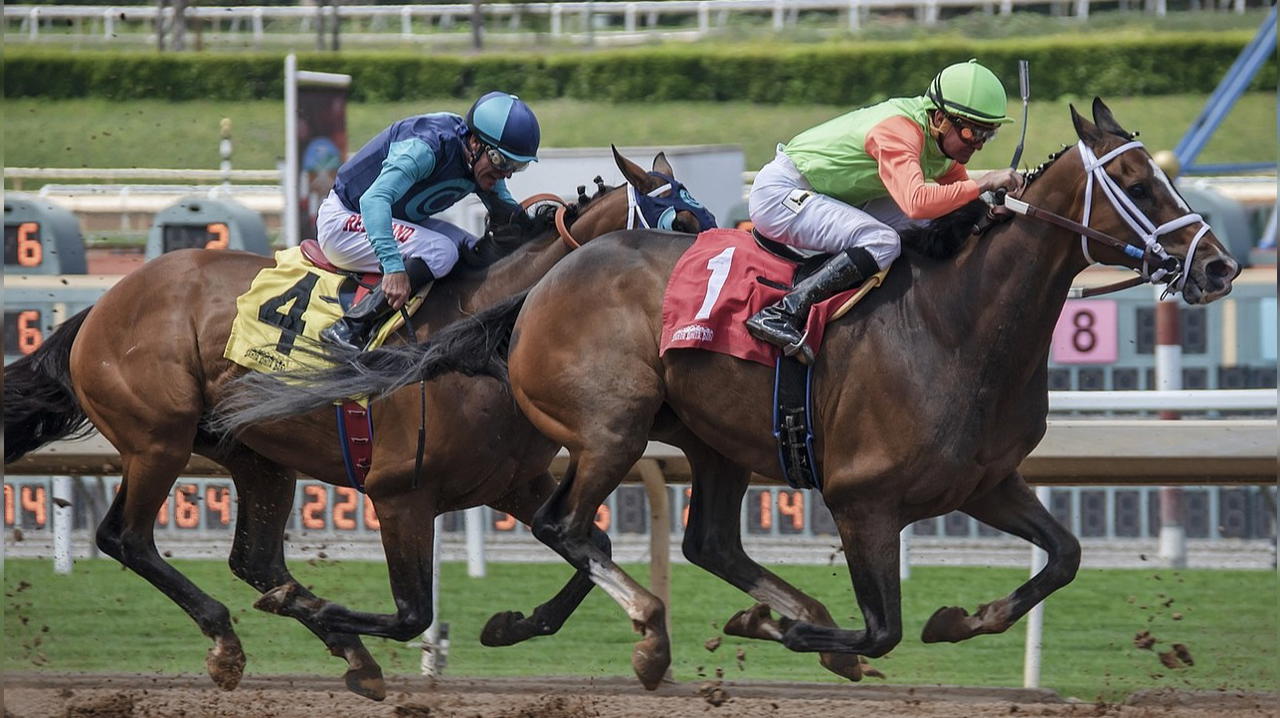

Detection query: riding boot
(320, 258), (434, 352)
(745, 246), (881, 364)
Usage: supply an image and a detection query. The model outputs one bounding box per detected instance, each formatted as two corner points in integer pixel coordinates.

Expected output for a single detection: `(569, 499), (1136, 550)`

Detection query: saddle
(752, 230), (830, 285)
(300, 239), (381, 309)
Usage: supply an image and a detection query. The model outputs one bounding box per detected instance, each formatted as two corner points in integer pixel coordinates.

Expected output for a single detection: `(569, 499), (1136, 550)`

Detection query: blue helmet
(466, 91), (540, 163)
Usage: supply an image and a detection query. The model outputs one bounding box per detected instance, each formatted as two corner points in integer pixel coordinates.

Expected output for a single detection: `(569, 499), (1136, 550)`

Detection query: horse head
(1065, 97), (1239, 304)
(574, 146), (717, 238)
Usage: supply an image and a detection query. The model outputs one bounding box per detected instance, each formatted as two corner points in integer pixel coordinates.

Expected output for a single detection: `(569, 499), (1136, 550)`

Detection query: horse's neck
(417, 234), (568, 331)
(869, 155), (1089, 385)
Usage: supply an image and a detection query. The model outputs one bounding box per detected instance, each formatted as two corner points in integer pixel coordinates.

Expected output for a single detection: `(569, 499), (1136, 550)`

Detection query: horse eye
(1127, 183), (1148, 200)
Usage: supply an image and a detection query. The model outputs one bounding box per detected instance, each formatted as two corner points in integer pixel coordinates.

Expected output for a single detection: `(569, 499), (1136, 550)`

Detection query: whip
(1009, 60), (1030, 170)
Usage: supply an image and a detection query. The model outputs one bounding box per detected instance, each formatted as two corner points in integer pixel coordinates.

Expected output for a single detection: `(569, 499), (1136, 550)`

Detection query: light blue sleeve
(493, 179), (517, 206)
(358, 138), (436, 274)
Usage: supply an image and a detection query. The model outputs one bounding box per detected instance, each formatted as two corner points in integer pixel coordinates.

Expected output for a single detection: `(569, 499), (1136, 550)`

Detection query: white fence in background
(4, 0), (1256, 46)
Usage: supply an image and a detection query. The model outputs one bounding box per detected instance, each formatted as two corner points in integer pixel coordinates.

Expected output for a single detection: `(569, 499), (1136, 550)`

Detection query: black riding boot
(745, 246), (880, 364)
(320, 258), (434, 352)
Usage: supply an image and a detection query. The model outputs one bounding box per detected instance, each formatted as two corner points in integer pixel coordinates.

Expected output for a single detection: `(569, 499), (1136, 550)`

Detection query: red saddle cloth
(660, 228), (860, 367)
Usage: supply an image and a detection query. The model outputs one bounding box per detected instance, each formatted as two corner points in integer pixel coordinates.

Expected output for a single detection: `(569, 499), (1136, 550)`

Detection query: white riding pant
(748, 147), (925, 271)
(316, 191), (477, 278)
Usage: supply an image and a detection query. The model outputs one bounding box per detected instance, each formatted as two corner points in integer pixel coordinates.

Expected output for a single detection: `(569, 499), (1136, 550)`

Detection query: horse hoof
(724, 603), (782, 641)
(480, 610), (531, 647)
(344, 663), (387, 701)
(819, 652), (865, 682)
(631, 636), (671, 691)
(254, 582), (300, 615)
(921, 605), (972, 644)
(206, 639), (246, 691)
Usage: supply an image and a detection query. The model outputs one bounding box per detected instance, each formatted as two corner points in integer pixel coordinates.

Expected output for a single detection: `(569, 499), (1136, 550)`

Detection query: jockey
(745, 59), (1025, 360)
(318, 91), (541, 351)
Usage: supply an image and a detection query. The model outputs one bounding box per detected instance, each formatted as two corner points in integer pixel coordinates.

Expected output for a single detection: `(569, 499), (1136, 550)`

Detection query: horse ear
(651, 152), (674, 177)
(1070, 103), (1102, 143)
(612, 144), (652, 190)
(1090, 97), (1134, 140)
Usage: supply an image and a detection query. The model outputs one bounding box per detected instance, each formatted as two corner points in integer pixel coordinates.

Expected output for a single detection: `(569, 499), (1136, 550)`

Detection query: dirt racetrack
(3, 674), (1275, 718)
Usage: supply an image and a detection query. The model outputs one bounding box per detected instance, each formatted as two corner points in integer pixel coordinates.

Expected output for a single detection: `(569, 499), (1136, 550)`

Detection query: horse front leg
(764, 499), (905, 658)
(532, 451), (671, 690)
(221, 449), (385, 701)
(257, 483), (438, 642)
(677, 440), (874, 681)
(921, 471), (1080, 643)
(479, 470), (612, 647)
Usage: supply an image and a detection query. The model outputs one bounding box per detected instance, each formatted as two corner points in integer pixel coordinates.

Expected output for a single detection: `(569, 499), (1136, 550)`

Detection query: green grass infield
(5, 558), (1276, 702)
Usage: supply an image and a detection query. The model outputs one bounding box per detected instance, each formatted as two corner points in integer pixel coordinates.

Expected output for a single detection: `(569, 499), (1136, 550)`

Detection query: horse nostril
(1206, 259), (1237, 282)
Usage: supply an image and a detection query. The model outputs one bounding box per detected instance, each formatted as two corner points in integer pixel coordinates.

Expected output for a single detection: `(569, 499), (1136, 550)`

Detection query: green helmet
(926, 60), (1014, 126)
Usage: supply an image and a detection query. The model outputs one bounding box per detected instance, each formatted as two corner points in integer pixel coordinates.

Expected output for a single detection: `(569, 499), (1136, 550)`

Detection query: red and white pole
(1155, 287), (1187, 568)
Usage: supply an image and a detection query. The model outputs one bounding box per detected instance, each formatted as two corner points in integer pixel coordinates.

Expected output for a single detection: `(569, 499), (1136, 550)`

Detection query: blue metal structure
(1174, 5), (1277, 175)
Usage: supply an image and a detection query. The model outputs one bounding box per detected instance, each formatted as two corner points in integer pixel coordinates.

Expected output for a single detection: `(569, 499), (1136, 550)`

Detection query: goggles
(950, 116), (999, 146)
(484, 145), (531, 174)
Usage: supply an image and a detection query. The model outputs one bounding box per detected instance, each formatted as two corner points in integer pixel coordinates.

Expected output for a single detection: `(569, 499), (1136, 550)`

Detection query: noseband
(998, 140), (1212, 298)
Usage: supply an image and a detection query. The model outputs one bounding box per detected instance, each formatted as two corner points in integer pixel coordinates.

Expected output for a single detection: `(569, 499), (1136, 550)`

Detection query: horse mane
(899, 200), (988, 261)
(446, 178), (618, 282)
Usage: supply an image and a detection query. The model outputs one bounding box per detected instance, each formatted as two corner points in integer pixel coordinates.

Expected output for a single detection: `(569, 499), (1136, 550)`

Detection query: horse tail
(213, 290), (528, 434)
(3, 307), (94, 463)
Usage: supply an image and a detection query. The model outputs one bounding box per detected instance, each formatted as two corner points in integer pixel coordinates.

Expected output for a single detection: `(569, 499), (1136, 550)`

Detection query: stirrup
(782, 328), (814, 365)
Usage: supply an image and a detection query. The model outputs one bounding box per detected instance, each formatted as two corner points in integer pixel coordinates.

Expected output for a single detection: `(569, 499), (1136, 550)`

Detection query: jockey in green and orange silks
(745, 60), (1025, 361)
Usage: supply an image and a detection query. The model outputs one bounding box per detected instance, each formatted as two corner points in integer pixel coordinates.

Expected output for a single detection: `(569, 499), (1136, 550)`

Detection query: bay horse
(3, 148), (713, 699)
(263, 99), (1239, 688)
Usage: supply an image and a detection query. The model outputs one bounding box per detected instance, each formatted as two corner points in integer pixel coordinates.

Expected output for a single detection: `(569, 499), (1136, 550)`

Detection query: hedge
(5, 33), (1273, 104)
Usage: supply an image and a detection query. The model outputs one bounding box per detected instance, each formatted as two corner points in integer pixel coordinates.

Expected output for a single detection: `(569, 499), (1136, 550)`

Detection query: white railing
(4, 0), (1253, 45)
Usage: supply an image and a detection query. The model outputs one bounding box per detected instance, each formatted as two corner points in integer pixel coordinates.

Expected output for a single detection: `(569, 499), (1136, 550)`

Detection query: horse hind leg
(921, 471), (1080, 644)
(219, 449), (385, 701)
(104, 449), (246, 690)
(676, 438), (875, 681)
(479, 471), (611, 647)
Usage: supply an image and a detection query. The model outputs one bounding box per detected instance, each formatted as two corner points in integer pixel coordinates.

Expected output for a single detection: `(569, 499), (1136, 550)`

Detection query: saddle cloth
(660, 228), (865, 366)
(224, 246), (422, 376)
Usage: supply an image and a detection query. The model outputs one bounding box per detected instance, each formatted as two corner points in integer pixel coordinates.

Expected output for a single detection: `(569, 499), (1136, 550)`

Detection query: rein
(520, 193), (580, 249)
(995, 140), (1211, 298)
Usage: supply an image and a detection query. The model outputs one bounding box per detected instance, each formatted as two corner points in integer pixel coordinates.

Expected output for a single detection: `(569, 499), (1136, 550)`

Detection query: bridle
(521, 171), (717, 250)
(996, 139), (1212, 298)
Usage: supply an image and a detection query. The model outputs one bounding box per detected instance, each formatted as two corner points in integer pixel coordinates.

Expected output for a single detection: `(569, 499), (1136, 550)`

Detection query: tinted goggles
(484, 145), (531, 174)
(950, 116), (999, 146)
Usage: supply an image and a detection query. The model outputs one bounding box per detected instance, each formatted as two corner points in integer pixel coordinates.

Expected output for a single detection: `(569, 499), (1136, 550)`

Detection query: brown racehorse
(267, 100), (1240, 688)
(3, 149), (712, 700)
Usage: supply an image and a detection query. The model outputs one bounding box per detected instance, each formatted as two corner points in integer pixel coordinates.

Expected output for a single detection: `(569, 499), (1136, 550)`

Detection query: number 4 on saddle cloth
(660, 228), (887, 490)
(223, 240), (426, 493)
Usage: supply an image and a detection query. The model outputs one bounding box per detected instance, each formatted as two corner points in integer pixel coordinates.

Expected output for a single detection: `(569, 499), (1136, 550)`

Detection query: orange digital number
(333, 487), (358, 530)
(205, 223), (229, 250)
(681, 487), (692, 529)
(4, 484), (14, 526)
(205, 486), (231, 527)
(17, 310), (43, 355)
(174, 484), (200, 529)
(363, 496), (380, 531)
(777, 491), (805, 531)
(17, 222), (42, 267)
(594, 504), (611, 531)
(156, 497), (170, 526)
(758, 491), (773, 530)
(302, 485), (327, 530)
(20, 486), (48, 528)
(493, 512), (517, 531)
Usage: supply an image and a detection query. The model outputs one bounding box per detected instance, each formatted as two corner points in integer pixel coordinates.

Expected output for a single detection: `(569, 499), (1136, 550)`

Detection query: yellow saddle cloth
(224, 246), (423, 375)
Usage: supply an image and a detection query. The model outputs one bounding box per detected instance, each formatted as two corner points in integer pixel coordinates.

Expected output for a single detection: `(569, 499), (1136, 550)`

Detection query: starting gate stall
(145, 197), (270, 259)
(3, 194), (87, 363)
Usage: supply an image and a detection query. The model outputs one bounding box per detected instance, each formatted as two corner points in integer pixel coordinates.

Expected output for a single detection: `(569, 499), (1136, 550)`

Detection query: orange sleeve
(863, 116), (980, 220)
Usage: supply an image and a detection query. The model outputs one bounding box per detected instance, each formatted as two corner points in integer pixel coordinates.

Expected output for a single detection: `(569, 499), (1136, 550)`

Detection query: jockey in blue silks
(317, 91), (541, 351)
